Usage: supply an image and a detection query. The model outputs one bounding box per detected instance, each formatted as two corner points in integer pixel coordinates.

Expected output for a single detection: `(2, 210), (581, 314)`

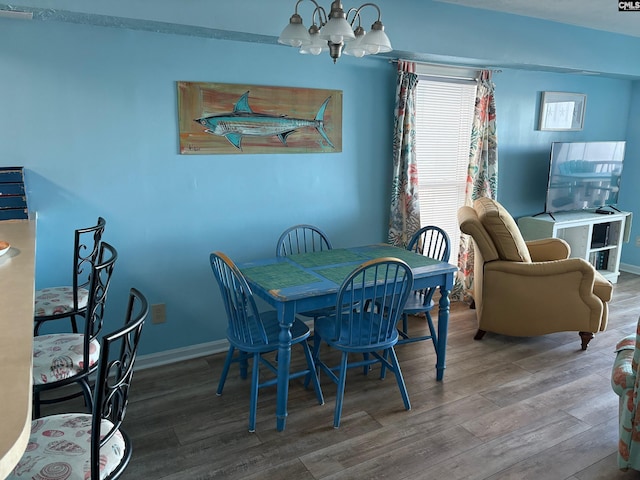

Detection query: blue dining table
(238, 243), (458, 431)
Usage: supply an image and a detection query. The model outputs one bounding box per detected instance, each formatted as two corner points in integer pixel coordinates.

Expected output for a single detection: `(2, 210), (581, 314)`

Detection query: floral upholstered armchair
(611, 318), (640, 471)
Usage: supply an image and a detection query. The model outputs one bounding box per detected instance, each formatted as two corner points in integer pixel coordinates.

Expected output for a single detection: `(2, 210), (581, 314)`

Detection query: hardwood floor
(45, 273), (640, 479)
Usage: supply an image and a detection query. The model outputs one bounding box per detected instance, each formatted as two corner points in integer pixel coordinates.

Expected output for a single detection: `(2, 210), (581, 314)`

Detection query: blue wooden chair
(276, 224), (332, 257)
(276, 224), (335, 321)
(398, 225), (450, 346)
(210, 252), (324, 433)
(9, 287), (149, 480)
(311, 258), (414, 428)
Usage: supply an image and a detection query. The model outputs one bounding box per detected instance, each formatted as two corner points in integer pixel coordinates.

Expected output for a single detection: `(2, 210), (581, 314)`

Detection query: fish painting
(194, 91), (335, 150)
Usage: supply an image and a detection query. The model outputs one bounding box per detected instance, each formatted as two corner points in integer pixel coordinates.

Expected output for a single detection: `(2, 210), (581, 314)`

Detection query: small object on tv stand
(595, 207), (615, 215)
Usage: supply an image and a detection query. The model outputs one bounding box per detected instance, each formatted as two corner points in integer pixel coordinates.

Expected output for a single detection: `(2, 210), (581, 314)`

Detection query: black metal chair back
(34, 216), (106, 334)
(73, 216), (107, 313)
(33, 241), (118, 417)
(90, 287), (148, 480)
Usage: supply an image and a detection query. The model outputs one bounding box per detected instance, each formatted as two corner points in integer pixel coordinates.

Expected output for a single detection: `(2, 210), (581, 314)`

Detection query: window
(415, 74), (477, 265)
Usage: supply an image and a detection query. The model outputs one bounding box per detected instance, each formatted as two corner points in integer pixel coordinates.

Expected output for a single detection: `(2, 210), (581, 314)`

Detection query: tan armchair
(458, 197), (613, 350)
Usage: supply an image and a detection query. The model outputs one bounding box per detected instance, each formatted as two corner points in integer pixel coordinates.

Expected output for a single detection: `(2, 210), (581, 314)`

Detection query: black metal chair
(397, 225), (450, 346)
(32, 241), (117, 418)
(7, 287), (148, 480)
(34, 217), (106, 335)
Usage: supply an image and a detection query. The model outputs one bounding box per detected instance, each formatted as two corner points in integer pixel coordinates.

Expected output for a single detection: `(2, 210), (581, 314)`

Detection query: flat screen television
(544, 141), (625, 213)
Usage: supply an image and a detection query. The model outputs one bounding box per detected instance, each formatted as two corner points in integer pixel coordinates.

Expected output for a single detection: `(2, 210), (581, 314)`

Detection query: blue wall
(2, 2), (639, 356)
(496, 70), (632, 218)
(619, 82), (640, 267)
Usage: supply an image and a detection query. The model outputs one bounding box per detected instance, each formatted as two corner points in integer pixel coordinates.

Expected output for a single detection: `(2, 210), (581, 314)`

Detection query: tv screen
(545, 141), (625, 213)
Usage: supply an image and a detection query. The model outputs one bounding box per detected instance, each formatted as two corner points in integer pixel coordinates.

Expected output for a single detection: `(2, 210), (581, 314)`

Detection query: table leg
(276, 305), (294, 431)
(436, 284), (451, 381)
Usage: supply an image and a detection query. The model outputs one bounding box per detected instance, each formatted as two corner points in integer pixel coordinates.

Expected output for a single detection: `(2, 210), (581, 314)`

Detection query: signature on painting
(194, 92), (334, 150)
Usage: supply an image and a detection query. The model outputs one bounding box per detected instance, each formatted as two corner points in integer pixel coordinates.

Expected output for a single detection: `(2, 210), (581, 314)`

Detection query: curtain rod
(389, 59), (502, 75)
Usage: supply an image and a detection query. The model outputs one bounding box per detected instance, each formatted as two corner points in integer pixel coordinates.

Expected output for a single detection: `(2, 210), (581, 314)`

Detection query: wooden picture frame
(178, 82), (342, 154)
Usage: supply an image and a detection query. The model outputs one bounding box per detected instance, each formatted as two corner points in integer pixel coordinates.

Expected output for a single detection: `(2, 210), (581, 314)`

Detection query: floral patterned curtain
(453, 70), (498, 302)
(388, 60), (421, 248)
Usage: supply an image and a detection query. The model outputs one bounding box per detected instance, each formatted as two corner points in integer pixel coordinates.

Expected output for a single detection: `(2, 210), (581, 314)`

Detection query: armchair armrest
(612, 348), (635, 395)
(487, 256), (594, 278)
(526, 238), (571, 261)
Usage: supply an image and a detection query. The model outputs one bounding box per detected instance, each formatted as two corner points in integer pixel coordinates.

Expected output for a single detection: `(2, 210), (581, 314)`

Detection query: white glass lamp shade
(300, 30), (329, 55)
(343, 27), (367, 57)
(319, 16), (356, 44)
(278, 14), (312, 47)
(362, 22), (392, 54)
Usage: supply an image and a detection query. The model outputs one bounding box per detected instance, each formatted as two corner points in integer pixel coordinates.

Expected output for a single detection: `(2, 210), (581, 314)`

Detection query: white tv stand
(517, 210), (631, 284)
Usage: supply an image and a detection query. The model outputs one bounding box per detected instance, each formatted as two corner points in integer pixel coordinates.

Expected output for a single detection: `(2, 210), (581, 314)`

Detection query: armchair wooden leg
(474, 329), (486, 340)
(579, 331), (594, 351)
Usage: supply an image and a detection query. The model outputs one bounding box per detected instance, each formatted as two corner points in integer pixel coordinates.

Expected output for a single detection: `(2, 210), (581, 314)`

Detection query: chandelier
(278, 1), (392, 63)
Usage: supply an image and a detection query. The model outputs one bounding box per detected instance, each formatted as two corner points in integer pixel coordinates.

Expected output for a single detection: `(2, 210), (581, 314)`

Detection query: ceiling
(436, 0), (640, 38)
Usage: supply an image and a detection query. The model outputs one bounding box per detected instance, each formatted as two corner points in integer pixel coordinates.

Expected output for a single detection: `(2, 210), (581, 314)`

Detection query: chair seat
(34, 287), (89, 317)
(315, 314), (399, 353)
(299, 307), (336, 319)
(7, 414), (125, 480)
(401, 295), (434, 314)
(32, 334), (100, 386)
(227, 310), (310, 353)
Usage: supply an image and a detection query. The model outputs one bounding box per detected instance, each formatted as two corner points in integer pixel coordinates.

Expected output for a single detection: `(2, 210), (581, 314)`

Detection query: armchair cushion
(525, 238), (571, 261)
(458, 205), (499, 262)
(474, 197), (531, 263)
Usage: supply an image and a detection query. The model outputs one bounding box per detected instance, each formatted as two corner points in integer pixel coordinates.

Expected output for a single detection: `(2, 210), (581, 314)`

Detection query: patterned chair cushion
(34, 287), (89, 317)
(7, 414), (126, 480)
(32, 334), (100, 386)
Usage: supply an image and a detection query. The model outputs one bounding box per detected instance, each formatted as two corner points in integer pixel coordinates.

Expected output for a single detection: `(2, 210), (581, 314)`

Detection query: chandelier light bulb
(344, 25), (367, 57)
(300, 24), (329, 55)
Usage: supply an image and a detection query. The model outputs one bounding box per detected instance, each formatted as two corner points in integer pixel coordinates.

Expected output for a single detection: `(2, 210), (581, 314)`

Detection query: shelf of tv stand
(517, 209), (632, 284)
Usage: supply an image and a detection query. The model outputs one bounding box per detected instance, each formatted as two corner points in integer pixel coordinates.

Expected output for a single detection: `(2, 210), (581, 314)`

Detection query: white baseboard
(135, 339), (229, 371)
(620, 263), (640, 276)
(134, 319), (315, 371)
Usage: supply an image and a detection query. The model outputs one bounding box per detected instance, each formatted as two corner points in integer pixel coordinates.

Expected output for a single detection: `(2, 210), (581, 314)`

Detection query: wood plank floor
(44, 272), (640, 479)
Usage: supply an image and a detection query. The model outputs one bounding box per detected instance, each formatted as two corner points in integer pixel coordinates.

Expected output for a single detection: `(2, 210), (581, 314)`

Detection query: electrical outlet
(151, 303), (166, 324)
(636, 236), (640, 247)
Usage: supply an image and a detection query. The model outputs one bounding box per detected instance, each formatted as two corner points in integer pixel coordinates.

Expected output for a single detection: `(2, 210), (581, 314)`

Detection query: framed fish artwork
(177, 82), (342, 154)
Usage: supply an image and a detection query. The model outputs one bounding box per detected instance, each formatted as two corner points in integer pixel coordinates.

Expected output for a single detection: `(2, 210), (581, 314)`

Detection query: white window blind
(415, 77), (477, 266)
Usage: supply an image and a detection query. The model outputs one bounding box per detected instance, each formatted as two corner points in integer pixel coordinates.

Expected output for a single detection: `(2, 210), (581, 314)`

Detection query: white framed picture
(538, 92), (587, 131)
